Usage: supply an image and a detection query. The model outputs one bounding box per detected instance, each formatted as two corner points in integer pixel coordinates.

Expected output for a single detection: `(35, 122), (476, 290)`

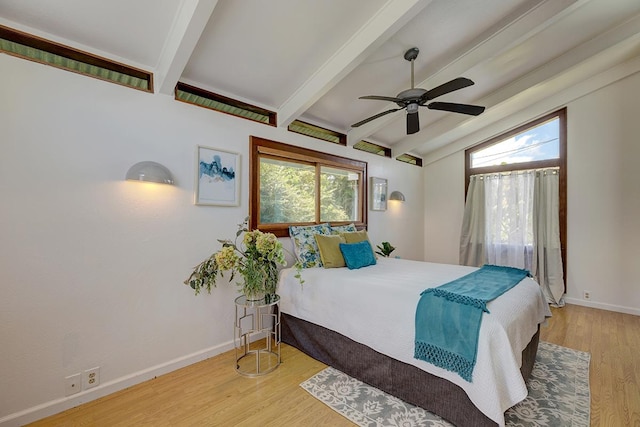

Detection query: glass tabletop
(234, 294), (280, 307)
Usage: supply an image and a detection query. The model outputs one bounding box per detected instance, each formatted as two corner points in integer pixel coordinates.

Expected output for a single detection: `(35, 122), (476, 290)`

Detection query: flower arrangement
(184, 217), (297, 299)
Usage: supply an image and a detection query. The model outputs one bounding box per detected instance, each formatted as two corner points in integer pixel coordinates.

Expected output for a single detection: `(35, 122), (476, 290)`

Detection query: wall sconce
(389, 191), (405, 202)
(125, 161), (174, 185)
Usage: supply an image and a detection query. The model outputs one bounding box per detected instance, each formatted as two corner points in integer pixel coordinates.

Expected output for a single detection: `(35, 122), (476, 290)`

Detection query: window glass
(353, 140), (391, 158)
(320, 167), (360, 222)
(470, 118), (559, 168)
(259, 157), (315, 224)
(176, 82), (276, 125)
(287, 120), (346, 145)
(396, 153), (423, 166)
(250, 136), (367, 236)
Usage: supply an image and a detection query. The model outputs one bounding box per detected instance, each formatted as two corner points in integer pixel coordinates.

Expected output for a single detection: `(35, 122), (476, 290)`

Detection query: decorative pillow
(340, 230), (370, 243)
(330, 223), (358, 234)
(339, 240), (377, 270)
(289, 223), (332, 268)
(339, 230), (379, 259)
(314, 234), (346, 268)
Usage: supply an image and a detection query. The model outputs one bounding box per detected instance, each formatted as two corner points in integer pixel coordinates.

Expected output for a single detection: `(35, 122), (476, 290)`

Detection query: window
(353, 140), (392, 158)
(396, 153), (423, 167)
(250, 136), (367, 236)
(469, 115), (560, 168)
(466, 109), (566, 187)
(0, 25), (153, 92)
(319, 166), (361, 222)
(463, 108), (567, 296)
(175, 82), (276, 126)
(287, 120), (347, 145)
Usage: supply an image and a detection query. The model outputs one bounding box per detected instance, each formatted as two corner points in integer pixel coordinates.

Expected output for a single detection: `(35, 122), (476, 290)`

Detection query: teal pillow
(339, 241), (377, 270)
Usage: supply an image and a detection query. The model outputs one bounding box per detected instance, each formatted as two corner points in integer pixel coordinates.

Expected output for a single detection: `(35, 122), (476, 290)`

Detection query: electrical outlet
(83, 366), (100, 390)
(65, 373), (82, 396)
(583, 290), (591, 300)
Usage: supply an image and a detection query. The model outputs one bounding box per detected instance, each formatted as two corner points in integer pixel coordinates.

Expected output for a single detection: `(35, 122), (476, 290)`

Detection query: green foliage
(375, 241), (396, 258)
(260, 162), (315, 223)
(184, 217), (302, 296)
(259, 161), (358, 224)
(320, 172), (356, 221)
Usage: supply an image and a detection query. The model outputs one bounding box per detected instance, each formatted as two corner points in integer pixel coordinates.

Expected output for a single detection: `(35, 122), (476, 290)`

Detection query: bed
(278, 257), (551, 427)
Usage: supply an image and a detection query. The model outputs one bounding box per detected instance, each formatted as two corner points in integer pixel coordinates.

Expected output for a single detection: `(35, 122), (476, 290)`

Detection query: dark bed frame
(282, 312), (540, 427)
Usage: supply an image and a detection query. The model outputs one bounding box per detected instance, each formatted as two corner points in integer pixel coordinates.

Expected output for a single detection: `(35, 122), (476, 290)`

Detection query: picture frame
(195, 145), (240, 206)
(370, 177), (387, 211)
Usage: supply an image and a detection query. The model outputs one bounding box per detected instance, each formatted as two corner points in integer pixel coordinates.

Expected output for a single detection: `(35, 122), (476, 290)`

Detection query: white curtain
(459, 175), (486, 267)
(532, 169), (565, 306)
(460, 168), (564, 306)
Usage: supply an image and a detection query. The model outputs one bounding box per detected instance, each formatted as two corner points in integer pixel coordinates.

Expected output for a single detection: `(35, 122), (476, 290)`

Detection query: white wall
(565, 72), (640, 313)
(0, 55), (424, 425)
(424, 151), (465, 264)
(423, 70), (640, 315)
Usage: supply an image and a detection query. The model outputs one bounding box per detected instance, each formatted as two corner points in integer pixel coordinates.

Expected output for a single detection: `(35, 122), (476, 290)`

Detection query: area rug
(300, 341), (590, 426)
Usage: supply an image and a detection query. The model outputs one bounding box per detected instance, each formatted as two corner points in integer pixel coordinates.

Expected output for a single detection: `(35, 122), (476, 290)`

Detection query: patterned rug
(301, 341), (590, 426)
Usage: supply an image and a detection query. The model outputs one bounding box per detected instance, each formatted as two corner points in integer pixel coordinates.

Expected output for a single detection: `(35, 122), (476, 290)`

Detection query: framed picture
(370, 177), (387, 211)
(195, 145), (240, 206)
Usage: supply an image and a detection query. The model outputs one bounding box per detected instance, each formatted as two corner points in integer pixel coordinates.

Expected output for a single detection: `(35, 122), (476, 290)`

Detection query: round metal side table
(233, 294), (281, 377)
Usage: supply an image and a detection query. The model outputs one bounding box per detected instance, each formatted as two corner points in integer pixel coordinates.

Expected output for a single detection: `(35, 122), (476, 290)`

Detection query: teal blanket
(414, 265), (530, 382)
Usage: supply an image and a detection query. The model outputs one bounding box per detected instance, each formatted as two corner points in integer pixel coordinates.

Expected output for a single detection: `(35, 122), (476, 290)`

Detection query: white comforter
(278, 257), (551, 426)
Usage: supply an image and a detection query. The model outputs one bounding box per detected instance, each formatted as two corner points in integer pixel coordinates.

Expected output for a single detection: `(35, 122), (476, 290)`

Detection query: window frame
(0, 24), (153, 92)
(353, 140), (392, 158)
(175, 82), (276, 126)
(396, 153), (423, 167)
(464, 108), (567, 288)
(250, 136), (367, 237)
(287, 120), (347, 145)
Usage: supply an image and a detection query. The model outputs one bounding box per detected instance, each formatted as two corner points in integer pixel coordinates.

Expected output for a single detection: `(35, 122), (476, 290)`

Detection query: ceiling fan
(351, 47), (485, 135)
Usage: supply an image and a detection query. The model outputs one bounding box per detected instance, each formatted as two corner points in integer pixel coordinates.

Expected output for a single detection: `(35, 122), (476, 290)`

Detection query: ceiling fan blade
(351, 108), (403, 128)
(423, 77), (474, 101)
(406, 111), (420, 134)
(427, 102), (485, 116)
(359, 95), (404, 103)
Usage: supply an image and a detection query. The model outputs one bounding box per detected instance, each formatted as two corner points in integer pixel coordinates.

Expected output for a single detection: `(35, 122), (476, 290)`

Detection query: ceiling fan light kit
(352, 47), (485, 135)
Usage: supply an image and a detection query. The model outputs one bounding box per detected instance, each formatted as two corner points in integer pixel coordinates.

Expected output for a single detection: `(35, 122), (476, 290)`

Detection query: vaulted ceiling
(2, 0), (640, 160)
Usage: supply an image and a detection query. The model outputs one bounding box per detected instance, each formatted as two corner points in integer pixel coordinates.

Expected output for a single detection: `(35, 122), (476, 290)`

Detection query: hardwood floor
(540, 304), (640, 426)
(28, 304), (639, 426)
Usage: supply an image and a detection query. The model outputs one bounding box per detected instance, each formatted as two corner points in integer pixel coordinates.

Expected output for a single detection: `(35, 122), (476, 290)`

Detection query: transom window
(250, 136), (367, 237)
(287, 120), (346, 145)
(470, 115), (560, 168)
(0, 25), (153, 92)
(175, 82), (276, 126)
(353, 140), (392, 158)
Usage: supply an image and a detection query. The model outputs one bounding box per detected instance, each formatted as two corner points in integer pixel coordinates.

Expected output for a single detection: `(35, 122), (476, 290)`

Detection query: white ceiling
(2, 0), (640, 159)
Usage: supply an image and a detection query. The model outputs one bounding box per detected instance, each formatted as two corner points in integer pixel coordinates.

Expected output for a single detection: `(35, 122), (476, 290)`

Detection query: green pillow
(340, 230), (379, 260)
(340, 230), (369, 243)
(314, 234), (346, 268)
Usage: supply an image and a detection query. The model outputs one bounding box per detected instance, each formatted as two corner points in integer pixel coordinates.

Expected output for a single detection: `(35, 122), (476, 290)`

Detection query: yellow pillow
(340, 230), (370, 243)
(314, 234), (346, 268)
(340, 230), (379, 259)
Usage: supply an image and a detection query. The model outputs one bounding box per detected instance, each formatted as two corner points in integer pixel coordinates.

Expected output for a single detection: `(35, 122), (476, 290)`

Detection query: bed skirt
(282, 312), (540, 427)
